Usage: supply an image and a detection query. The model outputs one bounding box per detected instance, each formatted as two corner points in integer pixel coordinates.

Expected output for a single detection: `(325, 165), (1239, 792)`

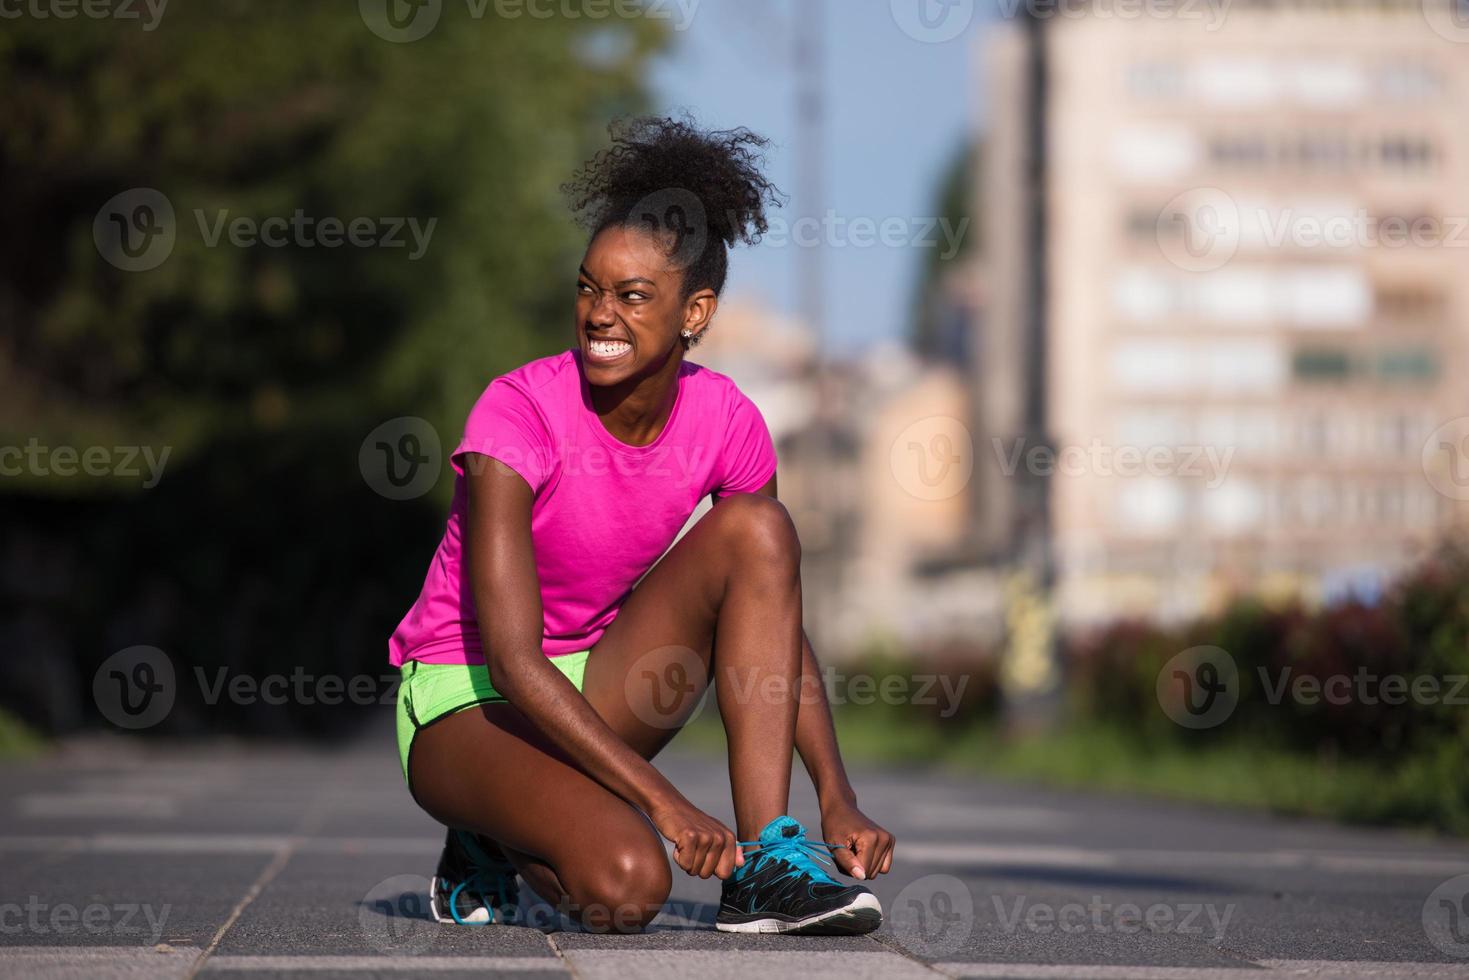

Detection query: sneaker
(715, 815), (882, 934)
(428, 828), (520, 925)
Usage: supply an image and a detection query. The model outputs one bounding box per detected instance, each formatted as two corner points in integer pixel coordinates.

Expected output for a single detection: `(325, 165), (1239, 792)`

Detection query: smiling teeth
(590, 339), (631, 357)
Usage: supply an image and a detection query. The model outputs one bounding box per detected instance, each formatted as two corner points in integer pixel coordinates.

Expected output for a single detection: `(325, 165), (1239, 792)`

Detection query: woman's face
(575, 224), (710, 387)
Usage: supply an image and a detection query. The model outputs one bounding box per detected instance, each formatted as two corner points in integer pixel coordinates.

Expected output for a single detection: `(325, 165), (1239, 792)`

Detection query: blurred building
(979, 2), (1469, 625)
(697, 300), (1005, 656)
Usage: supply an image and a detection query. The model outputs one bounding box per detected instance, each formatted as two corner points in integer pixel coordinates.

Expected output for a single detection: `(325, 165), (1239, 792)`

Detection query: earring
(680, 330), (692, 339)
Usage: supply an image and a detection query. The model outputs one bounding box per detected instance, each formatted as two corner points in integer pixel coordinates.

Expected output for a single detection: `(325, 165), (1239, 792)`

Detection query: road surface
(3, 724), (1469, 979)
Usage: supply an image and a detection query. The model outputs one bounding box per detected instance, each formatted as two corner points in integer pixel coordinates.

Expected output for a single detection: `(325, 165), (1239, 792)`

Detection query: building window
(1116, 479), (1186, 533)
(1378, 414), (1426, 457)
(1376, 348), (1438, 382)
(1290, 60), (1366, 108)
(1203, 479), (1264, 535)
(1292, 348), (1353, 382)
(1112, 340), (1285, 393)
(1204, 131), (1437, 175)
(1297, 414), (1330, 456)
(1112, 126), (1200, 181)
(1127, 61), (1184, 99)
(1113, 266), (1370, 328)
(1379, 64), (1442, 101)
(1376, 284), (1446, 321)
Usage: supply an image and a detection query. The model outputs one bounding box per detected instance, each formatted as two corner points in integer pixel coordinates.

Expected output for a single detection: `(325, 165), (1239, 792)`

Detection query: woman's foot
(715, 816), (883, 935)
(429, 828), (520, 925)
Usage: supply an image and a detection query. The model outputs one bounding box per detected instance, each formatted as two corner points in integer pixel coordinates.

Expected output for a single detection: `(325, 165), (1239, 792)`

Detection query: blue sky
(650, 0), (984, 348)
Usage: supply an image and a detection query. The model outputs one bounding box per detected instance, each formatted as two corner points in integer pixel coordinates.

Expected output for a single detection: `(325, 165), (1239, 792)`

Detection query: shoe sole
(715, 891), (883, 935)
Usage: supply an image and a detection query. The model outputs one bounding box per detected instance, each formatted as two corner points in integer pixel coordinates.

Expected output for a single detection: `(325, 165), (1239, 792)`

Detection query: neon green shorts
(394, 651), (591, 786)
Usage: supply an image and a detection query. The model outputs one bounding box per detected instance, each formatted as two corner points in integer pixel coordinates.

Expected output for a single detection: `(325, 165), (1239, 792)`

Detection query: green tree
(908, 137), (978, 361)
(0, 2), (667, 734)
(1, 1), (665, 480)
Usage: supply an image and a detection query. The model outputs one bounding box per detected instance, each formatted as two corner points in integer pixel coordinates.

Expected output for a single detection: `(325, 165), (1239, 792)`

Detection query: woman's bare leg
(408, 705), (672, 933)
(408, 493), (804, 928)
(580, 493), (804, 840)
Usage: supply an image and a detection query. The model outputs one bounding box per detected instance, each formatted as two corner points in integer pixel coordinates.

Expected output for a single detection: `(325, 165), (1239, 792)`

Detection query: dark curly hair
(563, 115), (784, 347)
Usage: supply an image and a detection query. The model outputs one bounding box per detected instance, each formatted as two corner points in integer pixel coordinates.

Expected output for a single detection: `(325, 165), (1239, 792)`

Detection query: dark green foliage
(1059, 542), (1469, 832)
(0, 3), (666, 734)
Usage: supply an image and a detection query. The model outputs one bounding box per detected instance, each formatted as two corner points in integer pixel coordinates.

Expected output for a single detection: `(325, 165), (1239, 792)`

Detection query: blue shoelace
(735, 825), (844, 887)
(448, 870), (517, 926)
(449, 832), (519, 926)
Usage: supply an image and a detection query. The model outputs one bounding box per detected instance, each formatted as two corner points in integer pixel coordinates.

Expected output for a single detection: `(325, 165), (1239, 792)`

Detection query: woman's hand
(648, 795), (744, 880)
(821, 800), (895, 881)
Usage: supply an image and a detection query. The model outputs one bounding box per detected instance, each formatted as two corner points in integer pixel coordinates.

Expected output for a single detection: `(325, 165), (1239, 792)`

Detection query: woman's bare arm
(466, 456), (671, 809)
(465, 454), (740, 878)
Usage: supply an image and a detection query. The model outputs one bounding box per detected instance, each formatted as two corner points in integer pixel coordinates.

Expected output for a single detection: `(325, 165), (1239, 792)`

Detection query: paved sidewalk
(3, 726), (1469, 978)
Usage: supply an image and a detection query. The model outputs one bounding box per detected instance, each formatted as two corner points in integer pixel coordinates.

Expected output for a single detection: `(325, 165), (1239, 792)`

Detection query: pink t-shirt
(388, 349), (778, 666)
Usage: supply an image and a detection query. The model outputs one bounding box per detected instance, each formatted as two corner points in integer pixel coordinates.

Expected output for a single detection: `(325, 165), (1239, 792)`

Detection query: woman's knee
(561, 827), (671, 933)
(704, 493), (800, 570)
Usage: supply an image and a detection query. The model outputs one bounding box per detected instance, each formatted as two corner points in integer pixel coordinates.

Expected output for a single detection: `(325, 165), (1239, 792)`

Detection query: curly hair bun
(563, 115), (784, 302)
